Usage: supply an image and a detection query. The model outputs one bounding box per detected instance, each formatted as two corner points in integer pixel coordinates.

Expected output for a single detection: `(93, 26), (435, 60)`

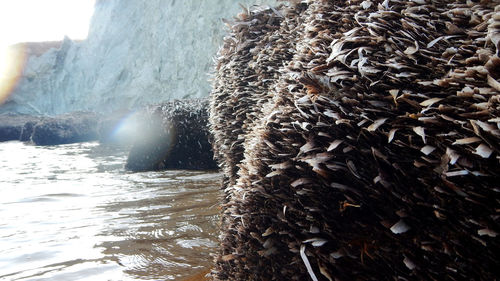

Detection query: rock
(31, 112), (100, 145)
(0, 114), (40, 142)
(124, 110), (171, 171)
(0, 112), (101, 145)
(19, 120), (37, 142)
(210, 2), (499, 281)
(1, 0), (277, 115)
(126, 98), (217, 171)
(0, 122), (22, 142)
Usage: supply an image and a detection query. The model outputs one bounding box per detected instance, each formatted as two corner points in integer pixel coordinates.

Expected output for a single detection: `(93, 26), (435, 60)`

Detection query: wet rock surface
(126, 98), (217, 171)
(0, 112), (101, 145)
(31, 112), (101, 145)
(0, 114), (42, 142)
(19, 120), (37, 142)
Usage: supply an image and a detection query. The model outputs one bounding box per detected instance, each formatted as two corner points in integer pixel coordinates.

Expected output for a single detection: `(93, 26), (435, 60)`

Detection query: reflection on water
(0, 141), (221, 280)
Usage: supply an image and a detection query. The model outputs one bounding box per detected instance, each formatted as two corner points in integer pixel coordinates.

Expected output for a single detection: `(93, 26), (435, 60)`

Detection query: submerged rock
(126, 98), (217, 171)
(31, 112), (100, 145)
(210, 1), (499, 280)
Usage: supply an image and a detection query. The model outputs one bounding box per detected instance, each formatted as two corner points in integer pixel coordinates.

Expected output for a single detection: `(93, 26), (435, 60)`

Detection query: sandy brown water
(0, 141), (221, 280)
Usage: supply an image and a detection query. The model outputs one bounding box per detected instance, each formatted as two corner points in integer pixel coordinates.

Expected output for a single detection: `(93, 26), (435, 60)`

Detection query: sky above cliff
(0, 0), (95, 100)
(0, 0), (95, 46)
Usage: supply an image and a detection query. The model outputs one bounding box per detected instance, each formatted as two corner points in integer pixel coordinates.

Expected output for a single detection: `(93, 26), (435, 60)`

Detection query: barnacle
(210, 1), (499, 280)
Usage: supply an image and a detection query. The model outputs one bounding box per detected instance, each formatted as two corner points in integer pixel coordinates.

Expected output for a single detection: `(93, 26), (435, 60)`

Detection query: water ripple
(0, 141), (221, 280)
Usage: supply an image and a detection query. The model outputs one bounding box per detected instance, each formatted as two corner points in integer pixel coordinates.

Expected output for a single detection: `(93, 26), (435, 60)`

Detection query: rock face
(210, 1), (499, 281)
(1, 0), (276, 115)
(0, 112), (101, 145)
(31, 112), (100, 145)
(126, 98), (217, 171)
(0, 114), (40, 142)
(19, 120), (37, 142)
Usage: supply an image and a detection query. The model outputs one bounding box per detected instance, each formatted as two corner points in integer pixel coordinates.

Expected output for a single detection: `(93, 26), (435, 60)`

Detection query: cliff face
(2, 0), (275, 115)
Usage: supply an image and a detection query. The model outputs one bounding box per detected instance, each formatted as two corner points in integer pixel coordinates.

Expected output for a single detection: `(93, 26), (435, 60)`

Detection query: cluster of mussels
(209, 0), (499, 280)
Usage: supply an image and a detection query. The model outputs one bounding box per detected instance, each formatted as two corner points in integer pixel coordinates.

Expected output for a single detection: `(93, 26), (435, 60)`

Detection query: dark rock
(125, 98), (218, 171)
(31, 112), (100, 145)
(0, 114), (41, 142)
(19, 121), (37, 142)
(0, 123), (22, 142)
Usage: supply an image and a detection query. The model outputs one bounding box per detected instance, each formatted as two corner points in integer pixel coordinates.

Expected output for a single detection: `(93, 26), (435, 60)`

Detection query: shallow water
(0, 141), (221, 280)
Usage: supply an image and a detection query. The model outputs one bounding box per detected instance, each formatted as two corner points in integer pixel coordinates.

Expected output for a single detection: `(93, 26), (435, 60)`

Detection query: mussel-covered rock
(210, 1), (499, 280)
(31, 112), (100, 145)
(19, 120), (37, 142)
(125, 98), (218, 171)
(209, 3), (303, 189)
(0, 114), (40, 142)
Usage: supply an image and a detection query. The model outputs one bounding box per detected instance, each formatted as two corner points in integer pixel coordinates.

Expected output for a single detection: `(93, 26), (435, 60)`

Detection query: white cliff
(2, 0), (276, 115)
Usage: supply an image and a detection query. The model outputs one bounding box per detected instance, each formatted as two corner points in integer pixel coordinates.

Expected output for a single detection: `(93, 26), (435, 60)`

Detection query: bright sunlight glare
(0, 0), (95, 104)
(0, 45), (25, 104)
(0, 0), (95, 46)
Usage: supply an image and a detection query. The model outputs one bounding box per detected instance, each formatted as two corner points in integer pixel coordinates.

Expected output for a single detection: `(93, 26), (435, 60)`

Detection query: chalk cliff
(1, 0), (275, 115)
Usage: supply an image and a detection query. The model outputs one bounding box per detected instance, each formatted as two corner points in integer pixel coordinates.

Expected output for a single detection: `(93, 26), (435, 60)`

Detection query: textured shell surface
(209, 1), (500, 280)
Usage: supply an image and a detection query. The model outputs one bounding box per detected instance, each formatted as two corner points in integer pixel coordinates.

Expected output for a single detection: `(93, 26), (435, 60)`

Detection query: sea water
(0, 141), (221, 280)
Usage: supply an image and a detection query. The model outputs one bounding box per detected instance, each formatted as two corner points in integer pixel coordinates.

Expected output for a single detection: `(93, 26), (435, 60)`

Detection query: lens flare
(111, 111), (142, 141)
(0, 44), (26, 106)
